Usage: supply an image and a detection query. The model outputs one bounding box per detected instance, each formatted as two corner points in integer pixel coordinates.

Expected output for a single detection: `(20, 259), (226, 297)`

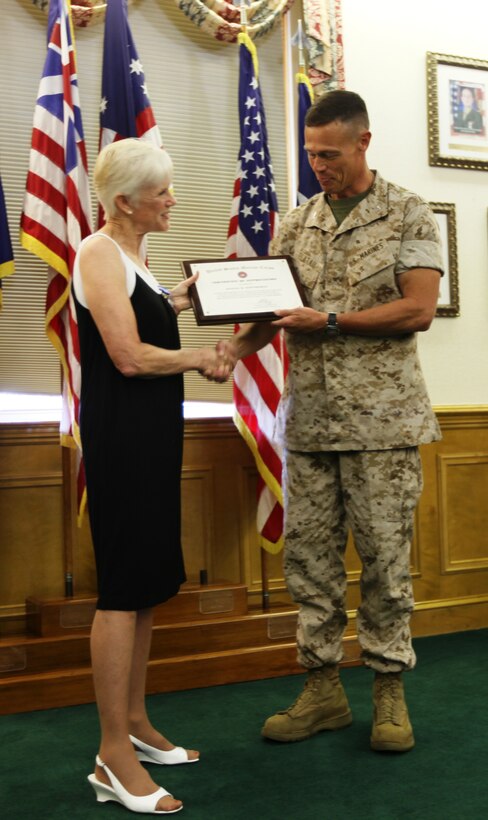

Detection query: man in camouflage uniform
(223, 90), (443, 752)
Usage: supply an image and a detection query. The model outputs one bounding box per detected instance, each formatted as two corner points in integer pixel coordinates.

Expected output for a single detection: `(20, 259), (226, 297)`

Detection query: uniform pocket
(347, 239), (396, 287)
(295, 258), (321, 291)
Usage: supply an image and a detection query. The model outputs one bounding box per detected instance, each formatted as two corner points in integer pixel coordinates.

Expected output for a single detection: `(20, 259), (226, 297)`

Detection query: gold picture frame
(430, 203), (460, 317)
(427, 52), (488, 171)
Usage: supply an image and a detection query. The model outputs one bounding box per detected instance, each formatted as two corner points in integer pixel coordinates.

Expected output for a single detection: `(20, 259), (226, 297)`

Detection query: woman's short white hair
(94, 138), (173, 218)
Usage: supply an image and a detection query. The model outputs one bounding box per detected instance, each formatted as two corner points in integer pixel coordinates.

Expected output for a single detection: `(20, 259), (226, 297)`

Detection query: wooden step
(0, 602), (305, 715)
(0, 642), (302, 715)
(0, 607), (299, 679)
(0, 630), (363, 716)
(0, 632), (91, 677)
(25, 582), (248, 637)
(149, 608), (300, 659)
(1, 586), (363, 716)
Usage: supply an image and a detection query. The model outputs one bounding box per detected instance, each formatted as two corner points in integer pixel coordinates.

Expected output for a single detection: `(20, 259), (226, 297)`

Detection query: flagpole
(60, 367), (76, 598)
(238, 0), (249, 31)
(61, 444), (76, 597)
(260, 544), (270, 612)
(297, 18), (305, 74)
(283, 11), (296, 210)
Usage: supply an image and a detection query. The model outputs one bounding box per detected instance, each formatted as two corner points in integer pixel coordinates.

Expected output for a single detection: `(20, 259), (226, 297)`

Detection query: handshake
(198, 339), (238, 384)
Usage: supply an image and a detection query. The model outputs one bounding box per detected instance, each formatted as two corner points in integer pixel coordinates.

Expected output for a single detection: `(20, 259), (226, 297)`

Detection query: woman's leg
(127, 607), (199, 760)
(90, 608), (182, 811)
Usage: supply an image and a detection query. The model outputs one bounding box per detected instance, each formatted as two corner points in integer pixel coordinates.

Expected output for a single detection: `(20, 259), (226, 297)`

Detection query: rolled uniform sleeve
(396, 200), (444, 276)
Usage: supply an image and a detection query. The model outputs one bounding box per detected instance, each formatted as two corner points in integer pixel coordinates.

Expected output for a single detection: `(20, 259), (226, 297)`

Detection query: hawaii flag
(20, 0), (92, 521)
(225, 33), (287, 554)
(0, 174), (14, 308)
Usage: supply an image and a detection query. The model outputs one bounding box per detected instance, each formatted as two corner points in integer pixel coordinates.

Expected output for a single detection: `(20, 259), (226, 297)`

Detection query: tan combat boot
(261, 666), (352, 742)
(370, 672), (415, 752)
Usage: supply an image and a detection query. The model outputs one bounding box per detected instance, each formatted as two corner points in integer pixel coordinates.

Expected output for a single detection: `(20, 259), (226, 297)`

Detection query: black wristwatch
(325, 312), (340, 337)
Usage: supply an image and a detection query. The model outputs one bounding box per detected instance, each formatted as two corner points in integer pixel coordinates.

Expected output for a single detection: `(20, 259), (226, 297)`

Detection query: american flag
(98, 0), (162, 222)
(297, 72), (322, 204)
(225, 32), (287, 554)
(20, 0), (92, 521)
(0, 174), (14, 308)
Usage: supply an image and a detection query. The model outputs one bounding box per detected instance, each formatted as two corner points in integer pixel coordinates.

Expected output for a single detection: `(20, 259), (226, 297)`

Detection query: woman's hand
(169, 272), (198, 315)
(198, 343), (236, 383)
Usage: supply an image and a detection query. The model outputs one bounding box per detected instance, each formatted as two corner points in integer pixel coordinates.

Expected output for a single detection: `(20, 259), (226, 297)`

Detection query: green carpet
(1, 629), (487, 819)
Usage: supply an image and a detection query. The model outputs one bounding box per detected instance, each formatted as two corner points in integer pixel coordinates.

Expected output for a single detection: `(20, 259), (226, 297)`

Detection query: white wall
(341, 0), (488, 406)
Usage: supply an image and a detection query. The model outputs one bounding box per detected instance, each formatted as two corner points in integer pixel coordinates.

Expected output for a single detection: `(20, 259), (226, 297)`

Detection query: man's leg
(284, 450), (350, 668)
(342, 447), (423, 752)
(262, 450), (352, 742)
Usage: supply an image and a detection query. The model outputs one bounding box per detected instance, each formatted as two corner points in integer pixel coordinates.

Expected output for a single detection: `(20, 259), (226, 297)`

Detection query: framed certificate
(181, 256), (306, 326)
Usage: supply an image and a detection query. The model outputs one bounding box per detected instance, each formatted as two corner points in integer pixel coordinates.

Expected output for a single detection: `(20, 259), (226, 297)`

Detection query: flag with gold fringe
(225, 32), (287, 554)
(20, 0), (92, 522)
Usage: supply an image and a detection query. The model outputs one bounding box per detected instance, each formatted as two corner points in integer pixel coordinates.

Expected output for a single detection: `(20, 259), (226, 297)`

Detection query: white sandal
(87, 755), (183, 814)
(130, 735), (199, 766)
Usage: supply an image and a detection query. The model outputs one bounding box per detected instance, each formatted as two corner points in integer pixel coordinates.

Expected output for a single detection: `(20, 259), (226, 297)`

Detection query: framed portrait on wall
(427, 52), (488, 171)
(430, 202), (460, 317)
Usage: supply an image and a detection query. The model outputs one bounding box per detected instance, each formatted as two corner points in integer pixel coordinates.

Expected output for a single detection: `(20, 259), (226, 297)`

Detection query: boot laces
(376, 675), (404, 725)
(286, 670), (329, 715)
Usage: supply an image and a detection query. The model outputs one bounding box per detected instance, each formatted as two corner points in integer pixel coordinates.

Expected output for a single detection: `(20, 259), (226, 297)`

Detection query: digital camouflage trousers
(283, 447), (423, 673)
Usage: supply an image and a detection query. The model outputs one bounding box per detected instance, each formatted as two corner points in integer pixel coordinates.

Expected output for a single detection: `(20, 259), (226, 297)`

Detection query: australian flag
(99, 0), (161, 153)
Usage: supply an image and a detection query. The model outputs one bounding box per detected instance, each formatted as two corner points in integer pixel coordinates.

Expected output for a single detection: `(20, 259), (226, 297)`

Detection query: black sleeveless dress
(75, 272), (186, 610)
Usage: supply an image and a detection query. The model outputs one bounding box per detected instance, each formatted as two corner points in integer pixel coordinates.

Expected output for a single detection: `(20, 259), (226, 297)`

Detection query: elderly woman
(73, 138), (231, 814)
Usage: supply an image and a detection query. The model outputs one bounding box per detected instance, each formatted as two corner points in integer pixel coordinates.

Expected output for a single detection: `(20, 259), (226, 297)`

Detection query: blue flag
(98, 0), (162, 228)
(0, 174), (14, 307)
(99, 0), (161, 148)
(297, 73), (321, 204)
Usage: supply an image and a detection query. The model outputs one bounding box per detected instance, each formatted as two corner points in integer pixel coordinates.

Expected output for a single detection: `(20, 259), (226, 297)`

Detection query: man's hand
(199, 341), (236, 383)
(215, 338), (238, 368)
(271, 307), (327, 334)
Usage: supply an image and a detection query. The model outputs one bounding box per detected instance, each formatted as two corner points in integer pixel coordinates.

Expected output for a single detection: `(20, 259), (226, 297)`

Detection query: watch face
(326, 313), (339, 336)
(325, 313), (340, 336)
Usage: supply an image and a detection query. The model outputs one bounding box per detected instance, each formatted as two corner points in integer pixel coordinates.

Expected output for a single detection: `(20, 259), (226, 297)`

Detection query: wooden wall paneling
(0, 424), (65, 614)
(0, 476), (64, 604)
(1, 410), (488, 641)
(183, 418), (251, 584)
(437, 452), (488, 574)
(238, 462), (290, 603)
(72, 515), (97, 598)
(181, 465), (215, 583)
(408, 410), (488, 632)
(236, 463), (257, 593)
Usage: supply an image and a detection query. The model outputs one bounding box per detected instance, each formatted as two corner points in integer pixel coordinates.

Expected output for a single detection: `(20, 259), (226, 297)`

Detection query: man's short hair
(305, 90), (370, 130)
